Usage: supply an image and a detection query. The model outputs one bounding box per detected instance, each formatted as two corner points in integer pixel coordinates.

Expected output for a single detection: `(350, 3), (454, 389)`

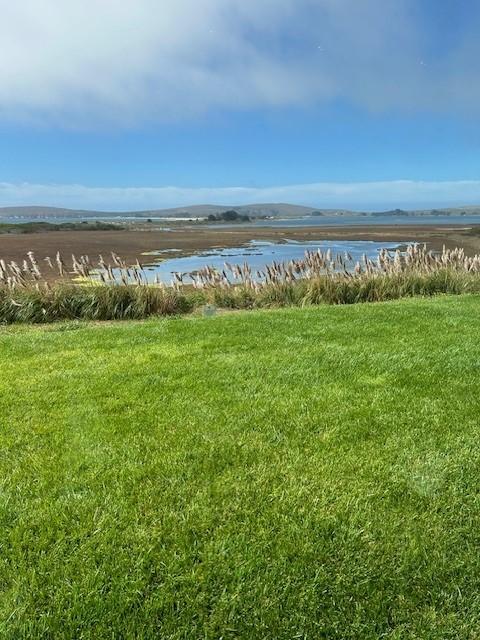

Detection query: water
(137, 239), (404, 284)
(3, 213), (480, 227)
(217, 214), (480, 229)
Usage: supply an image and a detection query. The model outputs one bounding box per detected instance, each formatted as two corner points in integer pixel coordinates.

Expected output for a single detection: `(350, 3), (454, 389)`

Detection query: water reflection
(138, 239), (404, 284)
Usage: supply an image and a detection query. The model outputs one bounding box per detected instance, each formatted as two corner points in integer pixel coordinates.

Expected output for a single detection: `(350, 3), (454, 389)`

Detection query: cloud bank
(2, 180), (480, 211)
(2, 1), (480, 126)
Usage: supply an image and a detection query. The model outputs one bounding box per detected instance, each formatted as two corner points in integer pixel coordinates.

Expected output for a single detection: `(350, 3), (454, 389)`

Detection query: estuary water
(138, 239), (404, 284)
(225, 214), (480, 228)
(3, 213), (480, 227)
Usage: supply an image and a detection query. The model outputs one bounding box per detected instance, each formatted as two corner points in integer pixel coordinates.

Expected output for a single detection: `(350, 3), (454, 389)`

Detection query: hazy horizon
(2, 2), (480, 210)
(3, 180), (480, 213)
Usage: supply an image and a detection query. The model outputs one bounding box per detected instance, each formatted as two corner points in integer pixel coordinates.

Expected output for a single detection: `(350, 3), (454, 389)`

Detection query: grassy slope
(1, 296), (480, 639)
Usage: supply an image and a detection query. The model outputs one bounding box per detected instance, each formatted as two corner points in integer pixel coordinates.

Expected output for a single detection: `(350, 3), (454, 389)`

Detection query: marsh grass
(2, 244), (480, 322)
(0, 285), (194, 323)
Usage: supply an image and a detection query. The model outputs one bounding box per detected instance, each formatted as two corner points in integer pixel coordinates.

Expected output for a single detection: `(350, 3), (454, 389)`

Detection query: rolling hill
(1, 203), (480, 220)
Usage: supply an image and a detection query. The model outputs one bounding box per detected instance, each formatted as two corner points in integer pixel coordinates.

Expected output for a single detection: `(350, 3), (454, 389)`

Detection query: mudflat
(0, 223), (479, 279)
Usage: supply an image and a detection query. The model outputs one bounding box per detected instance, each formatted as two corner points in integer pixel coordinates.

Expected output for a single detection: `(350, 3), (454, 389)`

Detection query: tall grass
(0, 285), (194, 323)
(2, 244), (480, 322)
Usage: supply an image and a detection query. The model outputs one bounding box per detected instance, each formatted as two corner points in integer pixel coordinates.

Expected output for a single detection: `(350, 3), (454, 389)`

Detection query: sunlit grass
(1, 296), (480, 638)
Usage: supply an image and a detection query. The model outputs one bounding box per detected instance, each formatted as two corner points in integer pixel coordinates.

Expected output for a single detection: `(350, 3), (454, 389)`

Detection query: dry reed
(2, 243), (480, 322)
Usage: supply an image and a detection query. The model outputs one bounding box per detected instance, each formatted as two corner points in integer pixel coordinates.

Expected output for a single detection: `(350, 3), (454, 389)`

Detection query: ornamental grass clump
(2, 243), (480, 323)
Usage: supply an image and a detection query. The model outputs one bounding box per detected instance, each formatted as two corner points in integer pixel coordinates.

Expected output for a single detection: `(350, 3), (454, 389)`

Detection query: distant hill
(1, 203), (480, 220)
(0, 203), (318, 219)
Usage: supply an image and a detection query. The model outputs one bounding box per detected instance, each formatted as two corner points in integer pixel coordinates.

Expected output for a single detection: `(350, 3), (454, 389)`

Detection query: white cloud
(1, 1), (479, 126)
(2, 180), (480, 211)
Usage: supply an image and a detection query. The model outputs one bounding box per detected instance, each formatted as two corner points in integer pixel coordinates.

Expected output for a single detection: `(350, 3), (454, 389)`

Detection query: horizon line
(2, 179), (480, 212)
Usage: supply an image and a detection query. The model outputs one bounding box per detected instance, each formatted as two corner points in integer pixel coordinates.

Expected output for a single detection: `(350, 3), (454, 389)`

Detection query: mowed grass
(1, 296), (480, 639)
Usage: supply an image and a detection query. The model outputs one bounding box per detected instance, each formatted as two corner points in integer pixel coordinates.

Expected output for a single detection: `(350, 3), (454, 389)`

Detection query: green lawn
(1, 296), (480, 639)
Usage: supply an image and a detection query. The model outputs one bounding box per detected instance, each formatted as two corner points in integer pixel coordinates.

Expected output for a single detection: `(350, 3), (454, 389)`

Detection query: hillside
(0, 203), (318, 219)
(2, 296), (480, 637)
(2, 203), (480, 220)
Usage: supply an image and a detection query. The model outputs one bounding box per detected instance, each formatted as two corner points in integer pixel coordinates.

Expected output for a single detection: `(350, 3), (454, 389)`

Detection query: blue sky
(1, 0), (480, 211)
